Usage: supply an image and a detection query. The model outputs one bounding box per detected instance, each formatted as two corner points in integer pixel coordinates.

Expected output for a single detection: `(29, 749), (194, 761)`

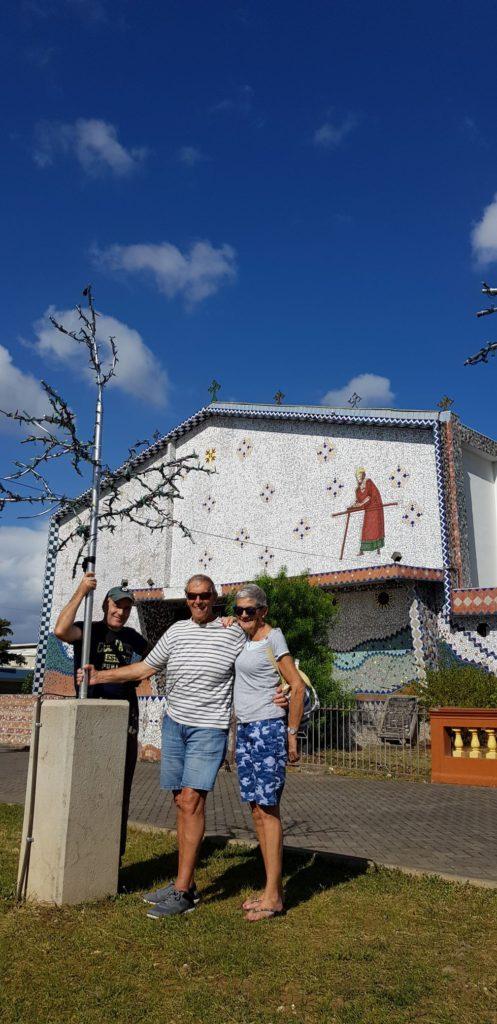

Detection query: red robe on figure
(355, 477), (385, 553)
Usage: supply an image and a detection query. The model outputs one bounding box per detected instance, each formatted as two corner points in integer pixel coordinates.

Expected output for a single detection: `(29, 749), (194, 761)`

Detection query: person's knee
(181, 787), (205, 816)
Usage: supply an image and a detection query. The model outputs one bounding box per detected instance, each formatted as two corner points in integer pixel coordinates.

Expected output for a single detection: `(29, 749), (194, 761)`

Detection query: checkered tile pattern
(32, 518), (59, 694)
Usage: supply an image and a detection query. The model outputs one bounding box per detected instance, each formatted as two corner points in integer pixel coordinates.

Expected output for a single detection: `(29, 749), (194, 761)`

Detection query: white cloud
(0, 345), (48, 433)
(471, 193), (497, 264)
(33, 307), (168, 406)
(177, 146), (205, 166)
(314, 114), (357, 148)
(322, 374), (395, 408)
(0, 524), (47, 640)
(95, 240), (237, 305)
(33, 118), (147, 176)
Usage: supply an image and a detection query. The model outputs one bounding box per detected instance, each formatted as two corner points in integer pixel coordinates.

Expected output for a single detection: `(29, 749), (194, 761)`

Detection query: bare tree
(465, 282), (497, 365)
(0, 287), (208, 695)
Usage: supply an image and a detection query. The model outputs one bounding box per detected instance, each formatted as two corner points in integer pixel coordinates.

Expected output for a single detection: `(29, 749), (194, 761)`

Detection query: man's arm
(78, 659), (156, 687)
(54, 572), (96, 643)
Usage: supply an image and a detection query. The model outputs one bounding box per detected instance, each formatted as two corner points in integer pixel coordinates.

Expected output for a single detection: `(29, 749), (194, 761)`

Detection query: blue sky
(3, 0), (497, 637)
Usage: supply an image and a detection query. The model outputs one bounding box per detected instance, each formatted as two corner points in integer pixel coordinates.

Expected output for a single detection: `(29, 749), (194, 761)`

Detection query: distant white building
(32, 401), (497, 753)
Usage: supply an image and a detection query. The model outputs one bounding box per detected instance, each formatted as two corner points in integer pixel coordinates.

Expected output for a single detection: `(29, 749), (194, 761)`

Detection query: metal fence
(295, 701), (431, 781)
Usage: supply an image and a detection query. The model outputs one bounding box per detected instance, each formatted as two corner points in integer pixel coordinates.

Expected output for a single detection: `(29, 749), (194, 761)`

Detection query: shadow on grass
(118, 837), (233, 894)
(199, 843), (368, 911)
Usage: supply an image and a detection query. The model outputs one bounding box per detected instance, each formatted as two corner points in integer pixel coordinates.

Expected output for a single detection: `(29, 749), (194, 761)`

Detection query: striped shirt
(144, 618), (247, 729)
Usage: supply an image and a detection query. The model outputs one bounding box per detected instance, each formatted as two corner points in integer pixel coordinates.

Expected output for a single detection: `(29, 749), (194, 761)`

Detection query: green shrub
(226, 567), (352, 705)
(21, 671), (34, 695)
(415, 661), (497, 709)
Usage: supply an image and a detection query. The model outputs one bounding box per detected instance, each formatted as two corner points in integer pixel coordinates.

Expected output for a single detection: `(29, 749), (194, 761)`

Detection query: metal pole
(16, 693), (42, 901)
(79, 382), (103, 699)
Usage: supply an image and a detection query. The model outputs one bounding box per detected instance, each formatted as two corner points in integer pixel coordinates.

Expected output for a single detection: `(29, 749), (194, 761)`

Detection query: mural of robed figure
(350, 467), (385, 556)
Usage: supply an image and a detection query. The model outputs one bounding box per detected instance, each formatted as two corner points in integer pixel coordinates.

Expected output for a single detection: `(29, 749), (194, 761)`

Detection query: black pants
(120, 729), (138, 858)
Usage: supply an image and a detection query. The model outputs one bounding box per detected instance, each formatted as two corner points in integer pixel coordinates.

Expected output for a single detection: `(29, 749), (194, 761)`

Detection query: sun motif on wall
(317, 439), (335, 463)
(205, 448), (216, 464)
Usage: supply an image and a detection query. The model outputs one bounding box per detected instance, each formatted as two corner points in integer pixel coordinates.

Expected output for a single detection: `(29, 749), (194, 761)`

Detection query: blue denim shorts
(160, 714), (228, 792)
(235, 718), (287, 806)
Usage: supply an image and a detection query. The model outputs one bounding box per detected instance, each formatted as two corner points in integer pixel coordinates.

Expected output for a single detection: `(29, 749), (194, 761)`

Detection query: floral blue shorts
(235, 718), (287, 806)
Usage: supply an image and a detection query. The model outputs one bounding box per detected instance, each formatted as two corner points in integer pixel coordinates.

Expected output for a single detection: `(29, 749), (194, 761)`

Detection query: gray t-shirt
(234, 627), (289, 724)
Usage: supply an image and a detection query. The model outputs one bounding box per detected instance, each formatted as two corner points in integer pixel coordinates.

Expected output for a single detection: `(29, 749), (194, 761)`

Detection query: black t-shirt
(73, 620), (148, 718)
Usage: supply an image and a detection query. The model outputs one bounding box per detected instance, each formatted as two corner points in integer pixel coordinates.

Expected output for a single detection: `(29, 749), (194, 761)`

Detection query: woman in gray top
(233, 583), (305, 921)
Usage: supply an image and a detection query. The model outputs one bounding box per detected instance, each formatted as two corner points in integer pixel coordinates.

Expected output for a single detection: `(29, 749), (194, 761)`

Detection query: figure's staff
(332, 502), (398, 560)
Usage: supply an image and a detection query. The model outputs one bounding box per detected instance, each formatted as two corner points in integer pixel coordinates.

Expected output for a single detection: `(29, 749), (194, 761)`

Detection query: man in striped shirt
(81, 574), (286, 918)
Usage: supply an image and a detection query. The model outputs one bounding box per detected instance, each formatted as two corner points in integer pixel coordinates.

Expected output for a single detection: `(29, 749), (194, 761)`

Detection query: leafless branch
(1, 286), (209, 575)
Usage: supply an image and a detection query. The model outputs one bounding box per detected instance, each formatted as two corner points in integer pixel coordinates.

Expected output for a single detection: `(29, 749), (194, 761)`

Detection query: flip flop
(241, 896), (262, 910)
(244, 906), (286, 921)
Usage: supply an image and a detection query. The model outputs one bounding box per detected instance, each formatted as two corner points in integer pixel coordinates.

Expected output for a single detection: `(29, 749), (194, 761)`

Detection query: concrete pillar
(18, 699), (129, 906)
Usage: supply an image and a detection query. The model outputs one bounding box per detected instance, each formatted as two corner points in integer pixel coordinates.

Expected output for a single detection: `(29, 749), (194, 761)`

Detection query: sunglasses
(234, 605), (258, 618)
(186, 591), (213, 601)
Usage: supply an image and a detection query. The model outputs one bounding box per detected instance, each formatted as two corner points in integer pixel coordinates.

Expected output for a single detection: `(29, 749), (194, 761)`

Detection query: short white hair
(235, 583), (267, 607)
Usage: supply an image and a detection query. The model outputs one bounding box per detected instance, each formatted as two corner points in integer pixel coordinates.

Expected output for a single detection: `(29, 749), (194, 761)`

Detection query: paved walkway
(2, 747), (496, 886)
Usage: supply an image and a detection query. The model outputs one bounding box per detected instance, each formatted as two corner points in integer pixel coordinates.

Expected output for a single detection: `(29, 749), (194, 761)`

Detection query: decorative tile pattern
(258, 546), (275, 570)
(260, 483), (275, 503)
(389, 465), (410, 489)
(293, 517), (311, 540)
(205, 447), (216, 464)
(401, 501), (423, 528)
(234, 527), (250, 548)
(326, 477), (344, 500)
(236, 437), (253, 460)
(222, 566), (445, 594)
(317, 439), (335, 463)
(202, 494), (216, 514)
(138, 696), (167, 751)
(34, 517), (59, 694)
(199, 549), (213, 570)
(452, 588), (497, 615)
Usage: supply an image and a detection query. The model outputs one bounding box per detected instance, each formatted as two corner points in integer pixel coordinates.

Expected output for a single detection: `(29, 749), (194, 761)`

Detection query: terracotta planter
(430, 708), (497, 788)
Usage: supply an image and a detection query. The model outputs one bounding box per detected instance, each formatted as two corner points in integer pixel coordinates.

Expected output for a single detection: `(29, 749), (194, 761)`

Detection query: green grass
(1, 804), (497, 1024)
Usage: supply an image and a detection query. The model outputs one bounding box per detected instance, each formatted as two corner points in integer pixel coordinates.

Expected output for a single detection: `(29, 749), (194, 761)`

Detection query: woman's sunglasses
(234, 605), (258, 618)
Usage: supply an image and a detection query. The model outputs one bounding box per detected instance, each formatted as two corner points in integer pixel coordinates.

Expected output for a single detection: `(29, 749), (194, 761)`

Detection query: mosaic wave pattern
(333, 628), (417, 694)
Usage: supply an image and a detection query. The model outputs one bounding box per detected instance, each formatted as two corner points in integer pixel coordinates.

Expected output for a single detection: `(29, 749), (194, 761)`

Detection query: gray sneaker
(143, 882), (200, 906)
(146, 889), (196, 919)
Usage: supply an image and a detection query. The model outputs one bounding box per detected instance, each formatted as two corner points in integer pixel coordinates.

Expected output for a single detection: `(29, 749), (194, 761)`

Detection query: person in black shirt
(54, 572), (149, 858)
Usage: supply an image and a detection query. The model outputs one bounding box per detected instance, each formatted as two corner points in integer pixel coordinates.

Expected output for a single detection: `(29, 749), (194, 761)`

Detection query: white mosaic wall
(48, 415), (443, 629)
(171, 417), (443, 587)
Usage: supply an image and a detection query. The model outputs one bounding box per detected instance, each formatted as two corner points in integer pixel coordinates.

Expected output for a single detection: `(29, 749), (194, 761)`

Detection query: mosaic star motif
(259, 546), (275, 569)
(205, 448), (216, 464)
(401, 501), (423, 528)
(326, 476), (344, 500)
(235, 527), (250, 548)
(199, 549), (213, 570)
(317, 439), (335, 463)
(389, 464), (410, 489)
(237, 437), (253, 460)
(293, 517), (311, 540)
(202, 494), (216, 513)
(260, 482), (275, 503)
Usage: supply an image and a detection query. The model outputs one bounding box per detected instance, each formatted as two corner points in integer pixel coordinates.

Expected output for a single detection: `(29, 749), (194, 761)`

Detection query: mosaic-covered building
(34, 401), (497, 754)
